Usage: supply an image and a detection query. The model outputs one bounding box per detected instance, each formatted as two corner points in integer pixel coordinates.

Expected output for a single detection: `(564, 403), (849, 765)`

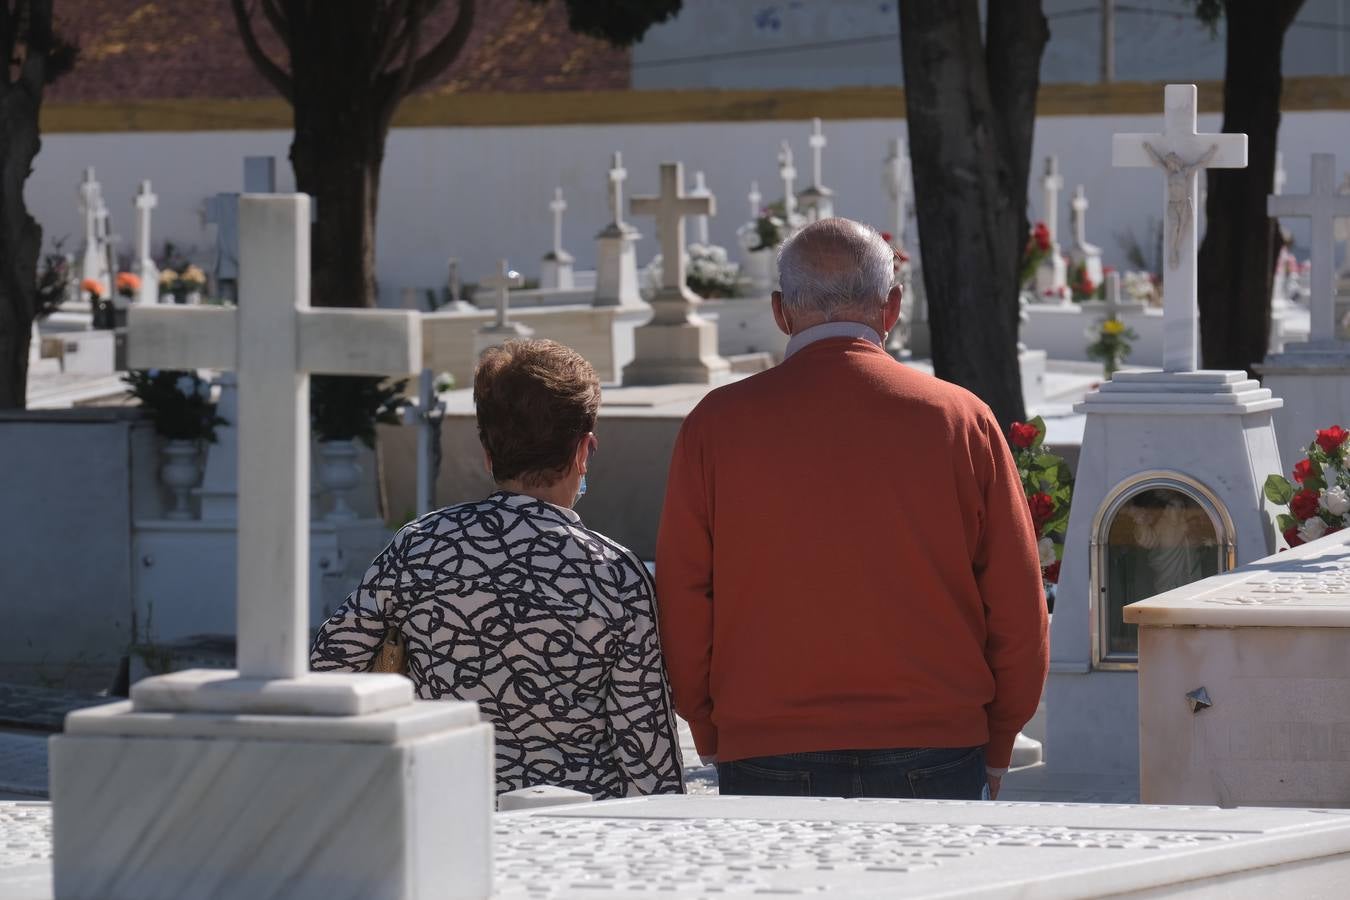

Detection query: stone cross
(1332, 173), (1350, 283)
(689, 170), (712, 245)
(1103, 269), (1139, 319)
(401, 369), (446, 517)
(133, 180), (159, 305)
(631, 161), (715, 322)
(882, 137), (912, 250)
(206, 156), (280, 292)
(778, 142), (797, 220)
(608, 152), (627, 227)
(1113, 83), (1247, 372)
(748, 181), (762, 220)
(1274, 151), (1287, 196)
(1268, 153), (1350, 344)
(549, 187), (568, 257)
(482, 258), (525, 329)
(126, 194), (421, 680)
(1071, 184), (1091, 248)
(1041, 156), (1064, 245)
(447, 257), (462, 303)
(808, 118), (827, 189)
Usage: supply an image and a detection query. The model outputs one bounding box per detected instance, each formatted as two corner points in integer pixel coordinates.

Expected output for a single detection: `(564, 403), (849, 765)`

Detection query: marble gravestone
(735, 180), (775, 295)
(593, 152), (643, 308)
(1069, 184), (1104, 290)
(475, 258), (531, 355)
(1034, 156), (1069, 303)
(622, 161), (730, 386)
(1258, 152), (1350, 468)
(205, 156), (279, 301)
(688, 170), (712, 245)
(796, 117), (835, 222)
(13, 795), (1350, 898)
(1127, 529), (1350, 808)
(49, 195), (493, 900)
(76, 168), (111, 298)
(540, 187), (575, 290)
(1042, 84), (1282, 800)
(133, 180), (159, 305)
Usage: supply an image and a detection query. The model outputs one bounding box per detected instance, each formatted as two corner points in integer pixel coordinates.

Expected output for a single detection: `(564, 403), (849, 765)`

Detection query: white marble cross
(689, 171), (712, 245)
(1337, 173), (1350, 282)
(631, 161), (714, 315)
(1041, 156), (1064, 245)
(482, 258), (525, 328)
(1113, 83), (1247, 372)
(127, 195), (422, 680)
(748, 181), (762, 220)
(1274, 151), (1288, 196)
(134, 180), (159, 305)
(608, 152), (627, 227)
(77, 168), (111, 295)
(778, 142), (797, 219)
(1269, 153), (1350, 344)
(1070, 184), (1091, 248)
(808, 118), (827, 189)
(882, 137), (912, 248)
(549, 187), (568, 257)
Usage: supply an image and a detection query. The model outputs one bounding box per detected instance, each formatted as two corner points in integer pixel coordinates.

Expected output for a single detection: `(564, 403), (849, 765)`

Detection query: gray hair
(776, 218), (895, 320)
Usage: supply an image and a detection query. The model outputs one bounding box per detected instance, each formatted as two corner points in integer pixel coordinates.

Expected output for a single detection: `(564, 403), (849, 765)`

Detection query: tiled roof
(48, 0), (630, 102)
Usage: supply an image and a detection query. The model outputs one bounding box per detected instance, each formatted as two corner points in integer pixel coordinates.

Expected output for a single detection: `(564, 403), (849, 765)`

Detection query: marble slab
(129, 668), (414, 716)
(1125, 528), (1350, 628)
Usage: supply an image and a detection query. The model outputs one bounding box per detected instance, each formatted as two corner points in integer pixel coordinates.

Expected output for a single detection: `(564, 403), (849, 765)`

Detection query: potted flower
(311, 375), (409, 521)
(1264, 425), (1350, 548)
(1019, 222), (1052, 289)
(123, 369), (228, 520)
(1069, 261), (1102, 302)
(1086, 316), (1137, 379)
(736, 202), (790, 294)
(82, 277), (117, 330)
(1009, 416), (1074, 612)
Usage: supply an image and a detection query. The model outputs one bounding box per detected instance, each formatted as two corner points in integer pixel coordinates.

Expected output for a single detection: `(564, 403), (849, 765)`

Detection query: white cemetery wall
(423, 304), (621, 386)
(27, 110), (1345, 307)
(0, 410), (144, 692)
(1022, 303), (1165, 367)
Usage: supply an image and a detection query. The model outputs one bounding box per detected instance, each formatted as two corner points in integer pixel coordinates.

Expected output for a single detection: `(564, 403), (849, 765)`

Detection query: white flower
(1038, 537), (1057, 568)
(1298, 516), (1329, 543)
(1321, 486), (1350, 517)
(175, 375), (197, 397)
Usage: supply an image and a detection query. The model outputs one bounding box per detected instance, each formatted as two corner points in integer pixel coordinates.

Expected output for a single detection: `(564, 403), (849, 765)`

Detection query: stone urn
(160, 439), (202, 520)
(316, 439), (361, 521)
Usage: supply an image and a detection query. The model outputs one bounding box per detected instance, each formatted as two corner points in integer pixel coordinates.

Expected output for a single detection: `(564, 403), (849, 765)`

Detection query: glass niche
(1091, 473), (1236, 670)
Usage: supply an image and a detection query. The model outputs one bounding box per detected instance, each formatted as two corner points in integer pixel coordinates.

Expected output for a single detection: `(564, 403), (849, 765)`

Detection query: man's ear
(883, 284), (903, 334)
(771, 291), (792, 336)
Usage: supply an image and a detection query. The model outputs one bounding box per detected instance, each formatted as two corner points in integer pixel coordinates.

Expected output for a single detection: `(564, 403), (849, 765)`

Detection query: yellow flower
(182, 265), (207, 285)
(1102, 319), (1126, 336)
(159, 269), (178, 285)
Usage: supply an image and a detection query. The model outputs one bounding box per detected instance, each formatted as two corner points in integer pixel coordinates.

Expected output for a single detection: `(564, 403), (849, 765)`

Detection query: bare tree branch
(260, 0), (290, 48)
(400, 0), (475, 95)
(375, 0), (425, 134)
(372, 0), (416, 81)
(229, 0), (294, 102)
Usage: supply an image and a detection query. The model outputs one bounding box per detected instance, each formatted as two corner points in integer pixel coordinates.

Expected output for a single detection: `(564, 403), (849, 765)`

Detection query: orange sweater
(655, 337), (1048, 769)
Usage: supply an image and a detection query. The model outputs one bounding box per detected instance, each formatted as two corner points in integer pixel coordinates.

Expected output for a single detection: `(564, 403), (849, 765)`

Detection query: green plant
(35, 238), (72, 319)
(123, 369), (228, 442)
(1008, 416), (1074, 597)
(311, 375), (409, 449)
(750, 201), (788, 252)
(1086, 317), (1138, 378)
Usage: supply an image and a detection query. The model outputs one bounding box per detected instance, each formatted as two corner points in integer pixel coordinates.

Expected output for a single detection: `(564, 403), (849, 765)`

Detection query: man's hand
(987, 774), (1002, 800)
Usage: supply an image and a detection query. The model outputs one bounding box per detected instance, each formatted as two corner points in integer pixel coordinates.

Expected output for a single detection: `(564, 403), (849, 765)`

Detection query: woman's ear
(481, 446), (493, 479)
(576, 432), (596, 475)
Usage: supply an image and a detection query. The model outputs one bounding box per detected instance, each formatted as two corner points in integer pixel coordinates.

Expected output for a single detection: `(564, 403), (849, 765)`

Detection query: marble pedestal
(49, 671), (494, 900)
(540, 252), (574, 291)
(1046, 370), (1283, 792)
(622, 289), (730, 386)
(1020, 348), (1047, 408)
(1257, 342), (1350, 470)
(1034, 250), (1069, 303)
(593, 224), (641, 308)
(1127, 529), (1350, 808)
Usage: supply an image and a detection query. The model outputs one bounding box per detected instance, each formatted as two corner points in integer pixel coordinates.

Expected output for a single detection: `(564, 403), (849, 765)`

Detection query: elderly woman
(312, 339), (683, 799)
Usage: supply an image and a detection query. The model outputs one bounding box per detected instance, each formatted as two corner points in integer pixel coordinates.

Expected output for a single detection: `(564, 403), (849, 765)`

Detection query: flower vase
(160, 440), (202, 520)
(316, 439), (361, 521)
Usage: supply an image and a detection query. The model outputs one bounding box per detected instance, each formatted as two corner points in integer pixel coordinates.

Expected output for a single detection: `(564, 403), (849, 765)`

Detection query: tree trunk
(0, 2), (54, 410)
(1197, 1), (1304, 374)
(899, 0), (1048, 429)
(290, 118), (384, 309)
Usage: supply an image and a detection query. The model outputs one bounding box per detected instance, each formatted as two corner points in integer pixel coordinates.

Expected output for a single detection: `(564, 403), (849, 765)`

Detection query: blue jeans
(717, 747), (987, 800)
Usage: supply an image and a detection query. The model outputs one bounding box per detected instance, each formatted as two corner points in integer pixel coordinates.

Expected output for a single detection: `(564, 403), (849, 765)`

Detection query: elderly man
(656, 217), (1047, 800)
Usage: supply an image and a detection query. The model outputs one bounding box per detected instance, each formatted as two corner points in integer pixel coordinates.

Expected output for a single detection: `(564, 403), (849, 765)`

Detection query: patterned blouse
(311, 491), (685, 799)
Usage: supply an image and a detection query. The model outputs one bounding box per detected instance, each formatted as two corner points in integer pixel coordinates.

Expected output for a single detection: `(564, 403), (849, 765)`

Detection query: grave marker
(540, 187), (575, 290)
(594, 151), (642, 308)
(689, 171), (712, 245)
(133, 180), (159, 306)
(1113, 83), (1247, 371)
(798, 118), (835, 221)
(1267, 153), (1350, 345)
(882, 137), (911, 252)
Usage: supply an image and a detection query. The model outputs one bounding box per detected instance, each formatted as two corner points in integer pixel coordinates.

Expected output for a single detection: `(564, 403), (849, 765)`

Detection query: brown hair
(473, 339), (600, 487)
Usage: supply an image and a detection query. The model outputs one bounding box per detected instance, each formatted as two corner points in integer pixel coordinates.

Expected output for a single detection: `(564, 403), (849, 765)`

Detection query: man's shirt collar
(784, 321), (885, 359)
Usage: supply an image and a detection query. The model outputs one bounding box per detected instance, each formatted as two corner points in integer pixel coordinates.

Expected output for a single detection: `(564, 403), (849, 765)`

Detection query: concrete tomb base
(1257, 341), (1350, 470)
(622, 314), (731, 387)
(1128, 529), (1350, 808)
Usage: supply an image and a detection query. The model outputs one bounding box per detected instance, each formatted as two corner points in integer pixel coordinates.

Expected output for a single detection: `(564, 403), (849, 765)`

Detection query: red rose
(1290, 489), (1321, 521)
(1316, 426), (1349, 455)
(880, 231), (893, 244)
(1293, 458), (1314, 484)
(1042, 560), (1061, 584)
(1284, 525), (1304, 548)
(1028, 493), (1055, 528)
(1009, 421), (1039, 449)
(1032, 222), (1051, 252)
